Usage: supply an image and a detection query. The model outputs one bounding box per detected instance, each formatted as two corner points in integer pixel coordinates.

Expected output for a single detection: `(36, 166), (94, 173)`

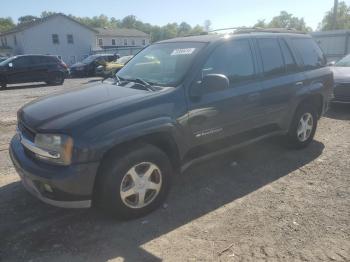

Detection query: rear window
(257, 38), (285, 77)
(292, 38), (326, 70)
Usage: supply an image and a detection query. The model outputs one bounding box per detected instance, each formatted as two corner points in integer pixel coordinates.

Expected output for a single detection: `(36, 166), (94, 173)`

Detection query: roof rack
(208, 27), (306, 35)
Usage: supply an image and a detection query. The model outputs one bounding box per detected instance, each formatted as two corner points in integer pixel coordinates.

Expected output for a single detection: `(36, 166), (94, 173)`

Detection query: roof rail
(208, 27), (306, 35)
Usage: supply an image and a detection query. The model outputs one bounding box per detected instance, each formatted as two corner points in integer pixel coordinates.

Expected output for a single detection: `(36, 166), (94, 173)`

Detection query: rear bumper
(9, 135), (99, 208)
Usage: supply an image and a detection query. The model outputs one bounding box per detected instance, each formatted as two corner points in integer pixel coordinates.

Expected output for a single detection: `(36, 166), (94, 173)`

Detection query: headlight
(34, 134), (73, 165)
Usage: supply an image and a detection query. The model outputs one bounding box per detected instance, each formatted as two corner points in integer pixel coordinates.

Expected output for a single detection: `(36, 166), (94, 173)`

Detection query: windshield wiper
(122, 77), (157, 91)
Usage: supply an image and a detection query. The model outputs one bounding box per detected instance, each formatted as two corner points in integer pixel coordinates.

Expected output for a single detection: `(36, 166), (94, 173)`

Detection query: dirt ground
(0, 78), (349, 262)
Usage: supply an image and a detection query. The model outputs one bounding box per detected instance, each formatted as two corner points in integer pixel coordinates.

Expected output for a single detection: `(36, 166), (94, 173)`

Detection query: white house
(94, 27), (150, 49)
(0, 14), (150, 65)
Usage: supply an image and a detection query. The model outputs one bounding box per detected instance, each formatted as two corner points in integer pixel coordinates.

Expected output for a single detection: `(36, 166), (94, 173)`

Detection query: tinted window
(202, 40), (255, 85)
(292, 38), (326, 70)
(280, 39), (297, 72)
(13, 56), (31, 67)
(258, 38), (284, 77)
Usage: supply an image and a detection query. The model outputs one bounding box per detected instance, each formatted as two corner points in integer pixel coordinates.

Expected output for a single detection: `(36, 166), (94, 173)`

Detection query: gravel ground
(0, 78), (349, 262)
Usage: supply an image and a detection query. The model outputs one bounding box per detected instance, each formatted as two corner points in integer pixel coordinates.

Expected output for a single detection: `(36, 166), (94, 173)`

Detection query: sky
(0, 0), (348, 31)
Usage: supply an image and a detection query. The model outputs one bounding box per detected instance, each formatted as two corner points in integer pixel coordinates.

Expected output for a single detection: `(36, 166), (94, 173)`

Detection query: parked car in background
(329, 54), (350, 103)
(69, 54), (117, 77)
(96, 55), (133, 79)
(0, 56), (8, 63)
(10, 29), (333, 219)
(0, 55), (68, 89)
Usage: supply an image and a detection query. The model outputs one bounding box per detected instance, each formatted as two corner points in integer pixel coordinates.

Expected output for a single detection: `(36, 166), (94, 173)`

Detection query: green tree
(0, 17), (15, 33)
(178, 22), (192, 36)
(18, 15), (39, 24)
(41, 11), (57, 18)
(254, 19), (267, 28)
(254, 11), (311, 31)
(319, 1), (350, 30)
(122, 15), (137, 28)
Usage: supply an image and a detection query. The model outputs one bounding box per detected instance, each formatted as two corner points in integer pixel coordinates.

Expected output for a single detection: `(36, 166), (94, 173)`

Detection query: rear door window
(292, 38), (326, 70)
(257, 38), (285, 77)
(202, 39), (255, 85)
(279, 39), (298, 72)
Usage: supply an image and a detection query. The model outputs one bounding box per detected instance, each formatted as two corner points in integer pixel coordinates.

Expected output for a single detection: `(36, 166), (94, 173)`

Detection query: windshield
(81, 55), (99, 64)
(335, 54), (350, 67)
(117, 42), (205, 86)
(0, 57), (14, 66)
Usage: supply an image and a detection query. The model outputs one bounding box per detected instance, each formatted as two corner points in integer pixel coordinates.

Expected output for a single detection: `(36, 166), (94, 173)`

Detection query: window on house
(112, 39), (116, 46)
(98, 38), (103, 46)
(52, 34), (59, 44)
(142, 39), (146, 45)
(14, 35), (17, 46)
(67, 34), (74, 44)
(124, 39), (128, 46)
(131, 39), (135, 46)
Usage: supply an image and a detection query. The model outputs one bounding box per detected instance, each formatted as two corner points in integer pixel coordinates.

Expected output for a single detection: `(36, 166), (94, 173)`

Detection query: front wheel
(95, 144), (173, 219)
(285, 104), (318, 149)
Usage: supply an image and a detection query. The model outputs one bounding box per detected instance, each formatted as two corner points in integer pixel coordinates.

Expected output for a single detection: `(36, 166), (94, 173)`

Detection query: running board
(180, 131), (284, 172)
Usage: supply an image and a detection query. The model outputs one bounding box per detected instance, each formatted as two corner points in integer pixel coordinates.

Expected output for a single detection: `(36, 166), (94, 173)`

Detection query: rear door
(255, 37), (305, 128)
(187, 38), (265, 147)
(30, 56), (49, 81)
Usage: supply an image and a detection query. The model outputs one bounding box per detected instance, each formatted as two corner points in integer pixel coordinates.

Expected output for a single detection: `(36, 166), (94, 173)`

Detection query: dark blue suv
(10, 29), (333, 219)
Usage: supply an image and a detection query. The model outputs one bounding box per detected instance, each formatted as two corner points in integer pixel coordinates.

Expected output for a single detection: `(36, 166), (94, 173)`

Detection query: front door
(7, 56), (33, 84)
(187, 39), (265, 149)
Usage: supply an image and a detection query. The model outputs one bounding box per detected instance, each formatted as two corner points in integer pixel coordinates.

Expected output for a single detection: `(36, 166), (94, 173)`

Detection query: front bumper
(9, 135), (99, 208)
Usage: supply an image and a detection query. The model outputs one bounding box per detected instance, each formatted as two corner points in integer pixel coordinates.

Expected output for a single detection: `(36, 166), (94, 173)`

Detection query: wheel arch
(92, 131), (181, 205)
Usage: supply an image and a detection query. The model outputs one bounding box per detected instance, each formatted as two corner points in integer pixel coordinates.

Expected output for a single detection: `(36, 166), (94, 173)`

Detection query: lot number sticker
(171, 48), (196, 56)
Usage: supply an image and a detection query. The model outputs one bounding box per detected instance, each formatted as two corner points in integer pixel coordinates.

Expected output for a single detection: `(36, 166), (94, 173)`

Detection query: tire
(0, 82), (6, 90)
(285, 104), (318, 149)
(95, 144), (173, 219)
(47, 72), (64, 86)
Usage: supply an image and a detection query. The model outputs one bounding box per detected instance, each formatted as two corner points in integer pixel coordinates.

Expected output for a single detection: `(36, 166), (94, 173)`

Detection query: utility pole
(332, 0), (339, 30)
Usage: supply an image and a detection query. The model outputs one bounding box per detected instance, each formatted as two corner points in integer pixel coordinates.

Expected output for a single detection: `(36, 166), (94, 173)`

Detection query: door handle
(295, 81), (304, 86)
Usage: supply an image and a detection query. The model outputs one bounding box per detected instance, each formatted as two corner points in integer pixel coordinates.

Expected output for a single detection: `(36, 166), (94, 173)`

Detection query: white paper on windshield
(171, 48), (196, 56)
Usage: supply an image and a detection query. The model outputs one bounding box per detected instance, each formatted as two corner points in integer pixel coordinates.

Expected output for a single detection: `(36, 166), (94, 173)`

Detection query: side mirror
(191, 74), (229, 96)
(327, 61), (336, 66)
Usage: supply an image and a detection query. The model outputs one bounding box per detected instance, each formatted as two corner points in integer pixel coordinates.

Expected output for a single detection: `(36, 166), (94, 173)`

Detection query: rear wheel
(47, 72), (64, 85)
(285, 104), (318, 149)
(95, 144), (173, 219)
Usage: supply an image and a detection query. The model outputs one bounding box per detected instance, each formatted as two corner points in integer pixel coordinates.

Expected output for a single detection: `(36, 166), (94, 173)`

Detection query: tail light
(59, 61), (68, 69)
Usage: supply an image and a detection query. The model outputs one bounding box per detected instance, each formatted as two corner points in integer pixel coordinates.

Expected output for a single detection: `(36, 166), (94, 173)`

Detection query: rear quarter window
(292, 38), (326, 70)
(257, 38), (285, 77)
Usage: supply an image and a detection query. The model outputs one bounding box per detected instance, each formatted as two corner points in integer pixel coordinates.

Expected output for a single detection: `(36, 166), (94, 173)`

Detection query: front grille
(334, 84), (350, 101)
(18, 121), (36, 141)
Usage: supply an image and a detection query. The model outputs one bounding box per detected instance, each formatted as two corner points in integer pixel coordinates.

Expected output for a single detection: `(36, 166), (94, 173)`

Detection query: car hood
(19, 82), (150, 131)
(331, 66), (350, 83)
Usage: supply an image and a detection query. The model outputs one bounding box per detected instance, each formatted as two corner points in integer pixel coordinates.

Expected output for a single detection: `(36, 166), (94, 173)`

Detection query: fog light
(43, 183), (53, 193)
